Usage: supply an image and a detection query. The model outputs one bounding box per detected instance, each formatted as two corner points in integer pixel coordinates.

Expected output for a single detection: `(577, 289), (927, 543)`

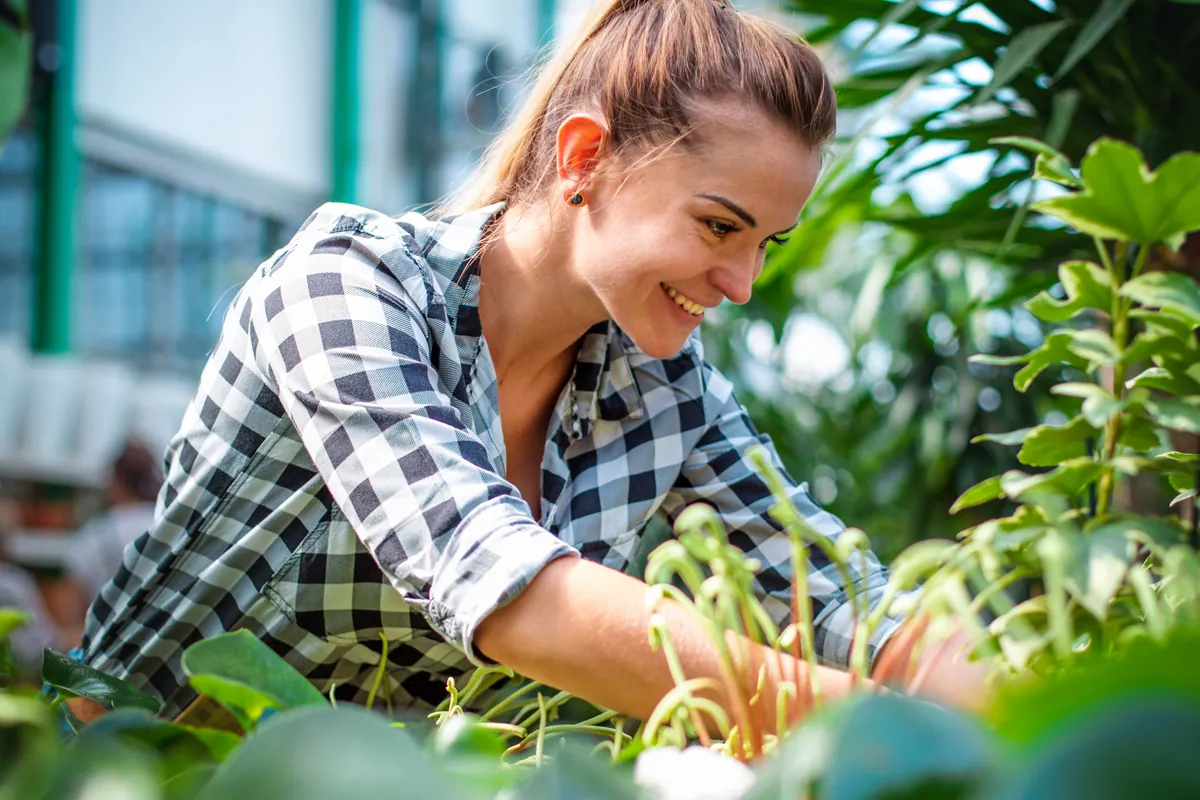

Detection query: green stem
(479, 681), (544, 722)
(365, 632), (390, 710)
(1096, 240), (1140, 517)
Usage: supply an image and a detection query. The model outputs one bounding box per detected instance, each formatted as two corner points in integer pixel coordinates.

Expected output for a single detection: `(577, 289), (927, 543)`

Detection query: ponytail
(435, 0), (834, 217)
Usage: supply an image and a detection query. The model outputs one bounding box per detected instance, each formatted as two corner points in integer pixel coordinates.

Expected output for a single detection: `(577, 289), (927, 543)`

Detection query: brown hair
(112, 439), (163, 504)
(437, 0), (836, 216)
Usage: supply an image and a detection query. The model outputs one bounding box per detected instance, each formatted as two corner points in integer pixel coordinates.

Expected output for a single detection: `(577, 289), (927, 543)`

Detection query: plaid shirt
(80, 202), (907, 718)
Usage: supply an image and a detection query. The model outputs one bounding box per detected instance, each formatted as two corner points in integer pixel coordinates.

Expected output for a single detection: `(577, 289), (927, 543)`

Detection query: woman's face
(572, 101), (822, 359)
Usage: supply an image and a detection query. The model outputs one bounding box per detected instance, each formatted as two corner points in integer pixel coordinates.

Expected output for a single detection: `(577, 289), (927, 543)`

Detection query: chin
(624, 326), (691, 360)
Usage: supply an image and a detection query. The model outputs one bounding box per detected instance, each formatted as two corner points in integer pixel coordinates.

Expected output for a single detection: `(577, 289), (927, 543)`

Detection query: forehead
(653, 101), (821, 225)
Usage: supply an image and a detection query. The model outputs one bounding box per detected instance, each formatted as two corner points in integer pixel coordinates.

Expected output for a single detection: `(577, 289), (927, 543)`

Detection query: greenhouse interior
(1, 0), (1199, 798)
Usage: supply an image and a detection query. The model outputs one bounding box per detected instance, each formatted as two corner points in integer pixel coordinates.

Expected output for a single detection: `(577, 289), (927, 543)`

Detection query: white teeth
(661, 283), (704, 316)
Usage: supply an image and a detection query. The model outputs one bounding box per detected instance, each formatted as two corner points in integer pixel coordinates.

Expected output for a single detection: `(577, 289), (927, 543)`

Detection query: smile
(660, 282), (706, 316)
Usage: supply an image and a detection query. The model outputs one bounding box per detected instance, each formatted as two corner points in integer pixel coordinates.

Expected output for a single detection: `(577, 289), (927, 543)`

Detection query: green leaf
(750, 694), (994, 800)
(0, 692), (60, 800)
(950, 475), (1005, 514)
(517, 743), (641, 799)
(0, 0), (32, 145)
(1002, 331), (1093, 391)
(1065, 329), (1122, 367)
(1000, 458), (1105, 503)
(972, 428), (1033, 447)
(0, 608), (30, 641)
(199, 707), (461, 800)
(1054, 0), (1135, 80)
(41, 648), (163, 714)
(1050, 382), (1127, 427)
(81, 707), (242, 788)
(974, 21), (1070, 106)
(181, 631), (326, 730)
(1125, 366), (1200, 396)
(1145, 397), (1200, 434)
(1088, 515), (1188, 552)
(1032, 139), (1200, 249)
(1009, 701), (1200, 799)
(1062, 528), (1132, 620)
(992, 136), (1084, 189)
(1018, 416), (1101, 468)
(1025, 261), (1112, 323)
(1120, 272), (1200, 328)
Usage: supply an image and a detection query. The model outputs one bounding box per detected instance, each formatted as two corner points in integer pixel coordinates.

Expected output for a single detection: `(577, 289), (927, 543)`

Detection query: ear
(556, 113), (608, 194)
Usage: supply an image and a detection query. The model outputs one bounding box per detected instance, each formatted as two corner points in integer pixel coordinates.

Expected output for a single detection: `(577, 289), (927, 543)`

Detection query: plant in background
(0, 0), (31, 146)
(900, 135), (1200, 674)
(704, 0), (1200, 558)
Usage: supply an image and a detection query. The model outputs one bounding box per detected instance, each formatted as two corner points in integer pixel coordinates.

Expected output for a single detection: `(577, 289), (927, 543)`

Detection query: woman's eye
(759, 234), (790, 251)
(706, 219), (738, 239)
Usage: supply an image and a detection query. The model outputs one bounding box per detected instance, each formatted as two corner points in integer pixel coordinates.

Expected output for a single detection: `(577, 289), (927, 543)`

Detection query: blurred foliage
(0, 0), (30, 145)
(703, 0), (1200, 558)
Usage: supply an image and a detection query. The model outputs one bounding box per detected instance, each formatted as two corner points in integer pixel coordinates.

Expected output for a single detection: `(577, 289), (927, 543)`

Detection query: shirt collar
(404, 203), (645, 439)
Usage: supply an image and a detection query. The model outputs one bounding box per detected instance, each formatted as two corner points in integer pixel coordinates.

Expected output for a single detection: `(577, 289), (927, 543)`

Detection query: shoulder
(274, 202), (429, 282)
(253, 202), (450, 319)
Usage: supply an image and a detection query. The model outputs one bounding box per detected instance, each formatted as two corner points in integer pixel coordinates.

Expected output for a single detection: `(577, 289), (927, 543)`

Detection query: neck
(477, 201), (605, 387)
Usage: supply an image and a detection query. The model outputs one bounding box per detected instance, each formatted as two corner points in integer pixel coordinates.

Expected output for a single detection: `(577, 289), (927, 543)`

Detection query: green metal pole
(32, 0), (79, 354)
(331, 0), (361, 204)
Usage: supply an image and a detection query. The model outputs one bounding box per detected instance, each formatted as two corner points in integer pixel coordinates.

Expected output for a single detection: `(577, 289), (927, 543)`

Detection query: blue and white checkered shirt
(80, 202), (907, 718)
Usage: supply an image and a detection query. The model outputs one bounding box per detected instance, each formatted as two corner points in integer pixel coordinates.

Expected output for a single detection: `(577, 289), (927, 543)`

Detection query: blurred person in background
(70, 0), (987, 728)
(60, 440), (162, 632)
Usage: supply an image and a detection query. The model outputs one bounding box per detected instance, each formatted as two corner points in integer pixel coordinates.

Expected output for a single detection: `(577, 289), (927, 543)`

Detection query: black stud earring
(568, 192), (585, 206)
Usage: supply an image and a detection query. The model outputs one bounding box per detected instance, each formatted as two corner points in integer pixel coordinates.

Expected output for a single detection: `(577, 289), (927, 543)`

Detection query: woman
(75, 0), (982, 728)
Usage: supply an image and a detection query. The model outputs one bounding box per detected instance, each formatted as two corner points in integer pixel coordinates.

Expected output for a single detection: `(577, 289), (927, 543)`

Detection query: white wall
(358, 0), (416, 213)
(76, 0), (333, 215)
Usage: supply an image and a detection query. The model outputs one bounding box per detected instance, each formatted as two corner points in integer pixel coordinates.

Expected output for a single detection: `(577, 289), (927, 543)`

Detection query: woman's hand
(871, 616), (994, 713)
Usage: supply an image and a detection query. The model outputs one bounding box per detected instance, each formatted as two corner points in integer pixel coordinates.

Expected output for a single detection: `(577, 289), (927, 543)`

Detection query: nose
(707, 260), (757, 306)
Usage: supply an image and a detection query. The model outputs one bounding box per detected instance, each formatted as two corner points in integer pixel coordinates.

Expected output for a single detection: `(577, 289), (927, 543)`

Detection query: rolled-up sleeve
(664, 363), (912, 671)
(249, 235), (577, 665)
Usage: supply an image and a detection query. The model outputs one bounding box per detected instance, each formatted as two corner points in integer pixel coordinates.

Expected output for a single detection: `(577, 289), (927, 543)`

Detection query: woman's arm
(476, 556), (863, 732)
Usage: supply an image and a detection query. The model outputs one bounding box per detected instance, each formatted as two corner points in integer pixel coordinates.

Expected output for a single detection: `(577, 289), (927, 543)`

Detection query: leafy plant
(903, 136), (1200, 674)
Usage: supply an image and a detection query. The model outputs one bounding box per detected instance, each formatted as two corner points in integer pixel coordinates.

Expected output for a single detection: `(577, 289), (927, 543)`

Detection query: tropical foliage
(704, 0), (1200, 556)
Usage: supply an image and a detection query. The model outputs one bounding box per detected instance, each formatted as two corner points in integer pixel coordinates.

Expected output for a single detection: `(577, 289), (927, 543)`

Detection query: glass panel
(0, 129), (37, 344)
(75, 160), (297, 374)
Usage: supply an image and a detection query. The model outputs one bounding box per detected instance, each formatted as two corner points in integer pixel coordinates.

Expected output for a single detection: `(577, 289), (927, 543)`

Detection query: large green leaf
(198, 707), (462, 800)
(181, 631), (326, 730)
(750, 694), (995, 800)
(1032, 139), (1200, 249)
(0, 0), (31, 145)
(1120, 272), (1200, 328)
(1004, 701), (1200, 799)
(41, 648), (163, 714)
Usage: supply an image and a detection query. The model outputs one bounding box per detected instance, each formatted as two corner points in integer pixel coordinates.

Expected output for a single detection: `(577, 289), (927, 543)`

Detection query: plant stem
(1096, 240), (1143, 517)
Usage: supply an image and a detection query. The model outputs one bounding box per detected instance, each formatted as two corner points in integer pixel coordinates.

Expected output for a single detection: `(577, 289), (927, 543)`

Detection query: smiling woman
(72, 0), (983, 729)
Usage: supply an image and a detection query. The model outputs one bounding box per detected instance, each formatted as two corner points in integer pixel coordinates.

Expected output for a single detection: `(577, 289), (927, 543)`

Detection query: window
(75, 161), (295, 372)
(0, 129), (37, 346)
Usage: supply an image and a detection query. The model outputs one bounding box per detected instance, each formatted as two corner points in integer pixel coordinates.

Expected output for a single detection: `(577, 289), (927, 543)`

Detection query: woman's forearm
(475, 556), (861, 730)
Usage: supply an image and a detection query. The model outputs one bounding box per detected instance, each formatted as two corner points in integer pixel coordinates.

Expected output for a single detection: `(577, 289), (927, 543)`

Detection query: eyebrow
(697, 193), (756, 227)
(696, 192), (798, 237)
